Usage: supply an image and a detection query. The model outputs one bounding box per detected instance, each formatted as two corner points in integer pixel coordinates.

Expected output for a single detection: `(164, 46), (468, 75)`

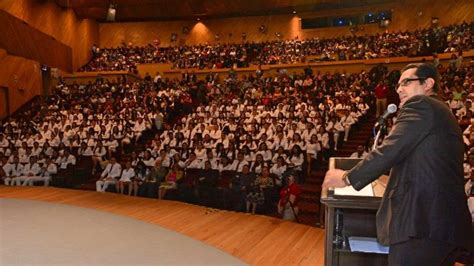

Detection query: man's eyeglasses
(396, 77), (426, 90)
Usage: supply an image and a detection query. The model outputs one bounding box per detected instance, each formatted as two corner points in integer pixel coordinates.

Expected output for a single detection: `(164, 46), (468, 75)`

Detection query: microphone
(374, 104), (397, 128)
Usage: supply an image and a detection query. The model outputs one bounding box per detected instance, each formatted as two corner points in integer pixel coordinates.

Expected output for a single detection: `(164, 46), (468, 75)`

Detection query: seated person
(96, 158), (121, 192)
(129, 161), (150, 196)
(232, 152), (249, 173)
(350, 145), (368, 159)
(2, 156), (23, 186)
(184, 153), (201, 169)
(218, 156), (234, 172)
(270, 156), (287, 187)
(158, 164), (183, 199)
(197, 160), (219, 206)
(91, 141), (107, 174)
(116, 161), (136, 195)
(134, 161), (154, 197)
(305, 134), (320, 175)
(19, 156), (42, 186)
(246, 166), (274, 214)
(228, 164), (255, 212)
(25, 157), (58, 186)
(56, 149), (76, 170)
(278, 174), (301, 221)
(0, 157), (6, 183)
(77, 142), (93, 158)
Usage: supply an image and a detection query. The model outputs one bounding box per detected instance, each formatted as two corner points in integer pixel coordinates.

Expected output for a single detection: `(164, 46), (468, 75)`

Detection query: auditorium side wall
(0, 0), (99, 115)
(0, 10), (73, 72)
(0, 53), (41, 118)
(0, 0), (99, 71)
(99, 0), (473, 48)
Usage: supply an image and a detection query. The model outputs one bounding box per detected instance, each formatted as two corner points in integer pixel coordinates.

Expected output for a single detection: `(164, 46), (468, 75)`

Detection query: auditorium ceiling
(55, 0), (395, 22)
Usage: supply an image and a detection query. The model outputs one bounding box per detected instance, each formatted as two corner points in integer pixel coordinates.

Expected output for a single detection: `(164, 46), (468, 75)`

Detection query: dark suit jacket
(347, 95), (472, 250)
(198, 169), (219, 187)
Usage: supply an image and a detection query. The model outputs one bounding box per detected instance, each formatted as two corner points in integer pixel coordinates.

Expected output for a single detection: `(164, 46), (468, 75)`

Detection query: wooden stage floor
(0, 186), (325, 265)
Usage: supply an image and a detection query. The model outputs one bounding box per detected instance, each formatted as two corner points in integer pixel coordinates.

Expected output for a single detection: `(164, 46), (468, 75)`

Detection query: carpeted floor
(0, 198), (246, 266)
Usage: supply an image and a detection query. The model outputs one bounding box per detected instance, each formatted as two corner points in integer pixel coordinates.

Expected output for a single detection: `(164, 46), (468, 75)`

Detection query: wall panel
(0, 0), (99, 71)
(98, 0), (473, 48)
(0, 54), (41, 114)
(390, 0), (474, 31)
(0, 10), (72, 71)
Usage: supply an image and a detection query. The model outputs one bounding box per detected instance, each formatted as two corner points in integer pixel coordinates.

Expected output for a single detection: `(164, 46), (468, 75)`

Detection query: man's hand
(322, 169), (348, 189)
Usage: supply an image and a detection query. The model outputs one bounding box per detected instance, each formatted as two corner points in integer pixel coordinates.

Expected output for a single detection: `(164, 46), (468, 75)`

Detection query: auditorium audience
(1, 30), (472, 221)
(78, 22), (473, 71)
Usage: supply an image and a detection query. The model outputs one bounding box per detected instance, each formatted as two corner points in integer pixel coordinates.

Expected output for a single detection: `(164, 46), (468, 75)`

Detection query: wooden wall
(99, 0), (473, 48)
(0, 10), (72, 72)
(389, 0), (474, 31)
(0, 0), (100, 115)
(0, 0), (99, 71)
(0, 52), (41, 116)
(99, 13), (381, 48)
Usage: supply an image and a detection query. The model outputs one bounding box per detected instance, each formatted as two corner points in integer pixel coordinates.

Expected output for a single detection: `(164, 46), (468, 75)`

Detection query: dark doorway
(0, 86), (9, 120)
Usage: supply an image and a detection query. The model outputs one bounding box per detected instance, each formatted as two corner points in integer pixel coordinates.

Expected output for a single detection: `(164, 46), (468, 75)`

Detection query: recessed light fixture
(106, 4), (116, 22)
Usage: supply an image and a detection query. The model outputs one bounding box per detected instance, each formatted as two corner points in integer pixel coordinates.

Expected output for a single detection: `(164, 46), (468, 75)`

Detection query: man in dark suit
(323, 63), (472, 265)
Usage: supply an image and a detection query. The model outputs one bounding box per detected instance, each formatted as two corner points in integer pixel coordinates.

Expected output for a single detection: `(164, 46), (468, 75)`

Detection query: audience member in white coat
(350, 145), (369, 159)
(116, 161), (136, 195)
(3, 156), (23, 186)
(26, 158), (57, 186)
(20, 156), (42, 186)
(306, 134), (321, 174)
(96, 158), (122, 192)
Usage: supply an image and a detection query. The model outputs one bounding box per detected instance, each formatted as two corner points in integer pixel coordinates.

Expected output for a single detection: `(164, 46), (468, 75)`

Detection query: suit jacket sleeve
(347, 96), (434, 190)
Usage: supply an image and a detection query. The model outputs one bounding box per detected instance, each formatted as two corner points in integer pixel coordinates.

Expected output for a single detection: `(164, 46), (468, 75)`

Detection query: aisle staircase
(297, 114), (377, 226)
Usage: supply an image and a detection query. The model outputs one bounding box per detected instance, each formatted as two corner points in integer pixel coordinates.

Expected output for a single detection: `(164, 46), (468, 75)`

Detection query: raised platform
(0, 186), (325, 265)
(1, 198), (245, 265)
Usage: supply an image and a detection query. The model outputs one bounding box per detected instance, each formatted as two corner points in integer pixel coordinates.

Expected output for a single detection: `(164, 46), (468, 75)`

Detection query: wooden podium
(320, 157), (389, 266)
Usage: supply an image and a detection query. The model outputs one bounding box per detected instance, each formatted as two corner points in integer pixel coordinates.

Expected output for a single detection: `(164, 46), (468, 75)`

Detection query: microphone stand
(372, 122), (386, 150)
(373, 104), (397, 150)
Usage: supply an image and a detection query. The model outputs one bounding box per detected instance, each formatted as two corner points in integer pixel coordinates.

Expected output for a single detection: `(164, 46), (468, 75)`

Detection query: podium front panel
(321, 157), (388, 266)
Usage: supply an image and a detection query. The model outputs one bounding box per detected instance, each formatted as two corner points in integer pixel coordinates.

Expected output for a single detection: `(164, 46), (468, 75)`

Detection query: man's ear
(424, 78), (435, 93)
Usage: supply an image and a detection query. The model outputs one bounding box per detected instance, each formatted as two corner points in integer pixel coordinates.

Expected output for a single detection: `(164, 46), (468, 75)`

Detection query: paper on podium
(334, 183), (374, 197)
(348, 236), (389, 254)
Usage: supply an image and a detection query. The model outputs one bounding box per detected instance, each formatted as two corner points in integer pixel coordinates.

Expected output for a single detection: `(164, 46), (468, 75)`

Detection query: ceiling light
(106, 4), (116, 22)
